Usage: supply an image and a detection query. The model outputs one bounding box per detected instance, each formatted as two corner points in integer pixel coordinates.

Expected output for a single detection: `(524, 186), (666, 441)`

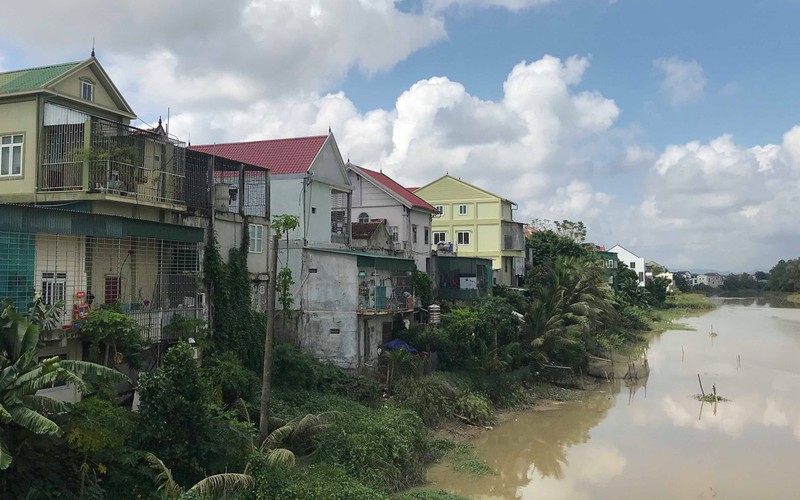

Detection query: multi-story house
(414, 175), (525, 287)
(594, 247), (619, 291)
(0, 56), (250, 401)
(347, 163), (438, 272)
(696, 272), (723, 288)
(609, 245), (645, 287)
(189, 135), (416, 371)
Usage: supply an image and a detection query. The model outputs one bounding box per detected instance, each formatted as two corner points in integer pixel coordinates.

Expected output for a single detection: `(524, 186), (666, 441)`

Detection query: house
(189, 135), (416, 370)
(0, 56), (220, 400)
(595, 248), (619, 291)
(350, 220), (392, 254)
(609, 245), (645, 287)
(347, 163), (438, 272)
(696, 272), (723, 288)
(414, 175), (525, 287)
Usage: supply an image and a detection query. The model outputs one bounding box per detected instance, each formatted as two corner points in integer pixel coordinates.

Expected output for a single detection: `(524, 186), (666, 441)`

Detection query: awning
(309, 247), (416, 272)
(0, 204), (204, 243)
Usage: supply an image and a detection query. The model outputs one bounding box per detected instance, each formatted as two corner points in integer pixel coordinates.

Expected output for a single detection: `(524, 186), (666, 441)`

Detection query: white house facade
(609, 244), (646, 287)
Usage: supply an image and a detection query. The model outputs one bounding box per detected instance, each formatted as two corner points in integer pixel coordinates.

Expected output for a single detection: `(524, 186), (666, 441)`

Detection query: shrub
(393, 374), (461, 427)
(203, 350), (260, 405)
(453, 392), (492, 426)
(319, 406), (428, 492)
(251, 460), (385, 500)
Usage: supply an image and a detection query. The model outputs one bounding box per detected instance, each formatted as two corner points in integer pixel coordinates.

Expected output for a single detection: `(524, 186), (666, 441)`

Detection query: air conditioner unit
(393, 241), (403, 252)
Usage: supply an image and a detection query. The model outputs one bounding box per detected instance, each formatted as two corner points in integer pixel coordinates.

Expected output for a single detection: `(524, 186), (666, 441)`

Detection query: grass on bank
(650, 293), (715, 332)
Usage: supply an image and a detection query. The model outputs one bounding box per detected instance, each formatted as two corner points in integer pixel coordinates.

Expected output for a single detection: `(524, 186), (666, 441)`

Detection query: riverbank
(649, 292), (716, 332)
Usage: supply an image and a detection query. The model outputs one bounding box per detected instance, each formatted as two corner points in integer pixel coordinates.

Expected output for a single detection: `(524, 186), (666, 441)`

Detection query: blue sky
(2, 0), (800, 272)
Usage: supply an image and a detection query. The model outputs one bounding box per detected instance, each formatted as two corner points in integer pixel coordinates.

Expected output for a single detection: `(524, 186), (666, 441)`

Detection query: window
(389, 226), (399, 242)
(457, 231), (471, 245)
(433, 232), (447, 244)
(424, 227), (430, 245)
(41, 272), (66, 305)
(104, 276), (121, 304)
(434, 205), (444, 217)
(412, 225), (418, 244)
(329, 328), (340, 335)
(81, 80), (94, 101)
(638, 272), (644, 282)
(630, 261), (636, 269)
(0, 134), (23, 177)
(458, 204), (468, 215)
(607, 259), (615, 268)
(249, 224), (264, 253)
(358, 212), (370, 223)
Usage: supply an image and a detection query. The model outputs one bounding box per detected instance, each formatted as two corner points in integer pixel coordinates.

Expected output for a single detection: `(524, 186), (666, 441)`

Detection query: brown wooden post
(259, 231), (280, 439)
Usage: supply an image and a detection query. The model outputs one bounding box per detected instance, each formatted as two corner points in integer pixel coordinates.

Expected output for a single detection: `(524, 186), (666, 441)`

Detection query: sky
(2, 0), (800, 273)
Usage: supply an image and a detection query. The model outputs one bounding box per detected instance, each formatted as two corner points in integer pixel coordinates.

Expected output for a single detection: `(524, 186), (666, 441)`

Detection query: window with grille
(104, 276), (121, 304)
(41, 272), (67, 305)
(424, 227), (430, 245)
(358, 212), (370, 223)
(330, 190), (350, 240)
(412, 225), (418, 244)
(0, 134), (23, 177)
(389, 226), (399, 242)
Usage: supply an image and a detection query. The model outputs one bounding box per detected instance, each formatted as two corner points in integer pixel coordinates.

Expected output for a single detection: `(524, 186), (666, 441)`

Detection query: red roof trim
(350, 164), (438, 213)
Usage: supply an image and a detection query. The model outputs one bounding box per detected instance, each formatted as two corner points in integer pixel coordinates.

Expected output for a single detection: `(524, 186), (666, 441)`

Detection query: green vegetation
(442, 442), (495, 477)
(4, 219), (719, 499)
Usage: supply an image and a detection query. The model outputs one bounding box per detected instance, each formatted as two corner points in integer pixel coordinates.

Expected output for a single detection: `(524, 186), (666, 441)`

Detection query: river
(425, 297), (800, 499)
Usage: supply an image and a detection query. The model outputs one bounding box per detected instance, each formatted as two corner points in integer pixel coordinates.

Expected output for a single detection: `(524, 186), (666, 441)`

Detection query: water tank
(213, 183), (230, 212)
(429, 304), (441, 325)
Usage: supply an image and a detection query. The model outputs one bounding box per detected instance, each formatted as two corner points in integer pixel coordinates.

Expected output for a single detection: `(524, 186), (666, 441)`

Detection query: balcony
(358, 268), (414, 313)
(38, 103), (186, 207)
(502, 221), (525, 251)
(0, 210), (204, 343)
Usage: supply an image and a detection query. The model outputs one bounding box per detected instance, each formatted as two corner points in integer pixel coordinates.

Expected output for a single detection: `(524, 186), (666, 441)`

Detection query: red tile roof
(188, 135), (328, 175)
(350, 164), (438, 213)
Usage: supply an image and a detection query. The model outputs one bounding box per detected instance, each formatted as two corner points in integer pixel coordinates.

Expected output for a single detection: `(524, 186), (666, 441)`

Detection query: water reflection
(426, 299), (800, 499)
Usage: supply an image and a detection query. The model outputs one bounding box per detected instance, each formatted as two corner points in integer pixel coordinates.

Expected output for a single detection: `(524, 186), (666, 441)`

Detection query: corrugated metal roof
(0, 62), (81, 93)
(189, 135), (328, 175)
(0, 205), (203, 243)
(309, 247), (416, 272)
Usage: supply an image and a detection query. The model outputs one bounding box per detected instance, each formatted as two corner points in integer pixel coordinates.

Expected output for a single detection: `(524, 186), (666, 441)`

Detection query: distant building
(609, 245), (645, 287)
(696, 272), (724, 288)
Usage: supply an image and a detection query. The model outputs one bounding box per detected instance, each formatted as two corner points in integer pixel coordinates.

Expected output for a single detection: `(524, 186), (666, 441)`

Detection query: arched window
(358, 212), (370, 223)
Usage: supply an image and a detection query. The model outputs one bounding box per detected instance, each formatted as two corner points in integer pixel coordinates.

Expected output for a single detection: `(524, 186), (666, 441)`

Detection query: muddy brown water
(425, 298), (800, 499)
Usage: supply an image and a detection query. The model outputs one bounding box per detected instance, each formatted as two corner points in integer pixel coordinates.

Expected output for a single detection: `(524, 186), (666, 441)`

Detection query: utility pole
(259, 231), (280, 439)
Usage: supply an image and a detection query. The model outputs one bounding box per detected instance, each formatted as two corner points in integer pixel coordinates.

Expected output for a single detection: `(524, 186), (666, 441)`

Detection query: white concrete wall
(609, 245), (646, 287)
(295, 249), (359, 369)
(36, 338), (84, 403)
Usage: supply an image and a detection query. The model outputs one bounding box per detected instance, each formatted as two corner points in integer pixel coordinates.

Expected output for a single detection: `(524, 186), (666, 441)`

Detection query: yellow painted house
(414, 175), (525, 287)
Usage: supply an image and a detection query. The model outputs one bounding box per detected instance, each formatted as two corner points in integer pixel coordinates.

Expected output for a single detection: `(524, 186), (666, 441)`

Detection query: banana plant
(0, 299), (129, 470)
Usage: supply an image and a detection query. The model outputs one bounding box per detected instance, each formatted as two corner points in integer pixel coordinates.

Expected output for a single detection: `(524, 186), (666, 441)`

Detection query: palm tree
(146, 453), (254, 499)
(0, 299), (129, 470)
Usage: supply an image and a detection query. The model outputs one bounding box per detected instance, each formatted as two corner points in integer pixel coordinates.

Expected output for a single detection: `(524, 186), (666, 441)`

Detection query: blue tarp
(383, 338), (418, 352)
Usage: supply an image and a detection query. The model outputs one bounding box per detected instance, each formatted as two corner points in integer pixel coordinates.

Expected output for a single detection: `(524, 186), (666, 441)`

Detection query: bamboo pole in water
(697, 374), (706, 398)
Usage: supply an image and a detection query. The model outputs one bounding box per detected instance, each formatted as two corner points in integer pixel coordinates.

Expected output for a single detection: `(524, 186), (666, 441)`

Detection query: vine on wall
(204, 230), (266, 372)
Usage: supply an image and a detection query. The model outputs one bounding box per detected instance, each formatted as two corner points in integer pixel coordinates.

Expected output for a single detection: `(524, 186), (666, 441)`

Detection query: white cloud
(0, 0), (446, 100)
(654, 56), (707, 105)
(425, 0), (557, 11)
